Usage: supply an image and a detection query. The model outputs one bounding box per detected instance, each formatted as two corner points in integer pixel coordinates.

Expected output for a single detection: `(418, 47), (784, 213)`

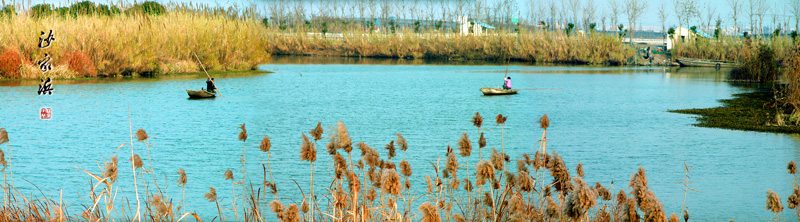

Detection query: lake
(0, 56), (797, 221)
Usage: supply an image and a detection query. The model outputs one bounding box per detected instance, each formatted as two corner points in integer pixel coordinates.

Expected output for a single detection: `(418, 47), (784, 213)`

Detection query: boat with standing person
(480, 87), (519, 95)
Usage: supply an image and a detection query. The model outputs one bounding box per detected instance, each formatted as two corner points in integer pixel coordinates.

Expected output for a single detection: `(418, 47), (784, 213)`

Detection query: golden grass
(0, 3), (270, 79)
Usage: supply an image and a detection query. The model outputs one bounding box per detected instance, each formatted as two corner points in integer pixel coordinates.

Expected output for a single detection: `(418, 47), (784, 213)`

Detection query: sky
(18, 0), (800, 31)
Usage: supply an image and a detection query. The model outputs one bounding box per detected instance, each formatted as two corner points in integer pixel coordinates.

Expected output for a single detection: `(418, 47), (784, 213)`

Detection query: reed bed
(266, 28), (634, 65)
(0, 111), (685, 221)
(671, 36), (796, 63)
(0, 2), (270, 79)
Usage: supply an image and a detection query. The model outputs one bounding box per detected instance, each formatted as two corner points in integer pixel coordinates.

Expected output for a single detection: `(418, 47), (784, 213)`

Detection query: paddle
(515, 88), (562, 90)
(193, 52), (221, 96)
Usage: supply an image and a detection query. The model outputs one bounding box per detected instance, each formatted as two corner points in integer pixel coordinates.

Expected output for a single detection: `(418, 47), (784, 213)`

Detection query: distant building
(672, 26), (712, 42)
(457, 16), (495, 36)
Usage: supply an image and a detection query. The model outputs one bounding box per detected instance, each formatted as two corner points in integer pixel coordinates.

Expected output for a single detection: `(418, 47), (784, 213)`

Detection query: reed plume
(444, 151), (459, 178)
(260, 135), (271, 152)
(205, 187), (218, 202)
(547, 152), (572, 194)
(596, 182), (611, 201)
(300, 133), (317, 162)
(0, 128), (7, 145)
(399, 160), (412, 177)
(130, 154), (143, 169)
(564, 177), (597, 220)
(326, 138), (337, 155)
(490, 148), (508, 171)
(135, 128), (148, 142)
(495, 114), (507, 125)
(515, 171), (533, 192)
(475, 160), (495, 186)
(463, 178), (474, 192)
(224, 170), (234, 180)
(385, 140), (396, 159)
(347, 172), (361, 191)
(0, 149), (6, 166)
(576, 162), (584, 177)
(472, 112), (483, 128)
(177, 168), (187, 185)
(767, 189), (784, 213)
(616, 189), (628, 206)
(238, 123), (247, 141)
(396, 133), (408, 151)
(334, 121), (352, 152)
(669, 213), (679, 222)
(419, 202), (441, 222)
(453, 213), (465, 222)
(789, 160), (797, 174)
(301, 199), (309, 213)
(457, 132), (472, 157)
(103, 155), (118, 184)
(539, 114), (550, 129)
(286, 204), (300, 222)
(310, 122), (323, 141)
(629, 167), (649, 207)
(517, 159), (528, 174)
(270, 200), (285, 220)
(789, 188), (800, 209)
(381, 169), (402, 195)
(478, 132), (486, 148)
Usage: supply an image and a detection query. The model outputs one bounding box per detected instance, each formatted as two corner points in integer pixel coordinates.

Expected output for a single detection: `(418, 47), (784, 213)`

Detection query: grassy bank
(670, 88), (800, 134)
(0, 113), (686, 221)
(0, 2), (270, 79)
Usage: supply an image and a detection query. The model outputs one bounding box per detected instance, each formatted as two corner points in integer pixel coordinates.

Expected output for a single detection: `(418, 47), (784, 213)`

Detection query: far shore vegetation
(3, 0), (800, 80)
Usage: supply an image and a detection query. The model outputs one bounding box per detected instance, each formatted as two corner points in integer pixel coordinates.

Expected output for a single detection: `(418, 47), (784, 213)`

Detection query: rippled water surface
(1, 57), (798, 221)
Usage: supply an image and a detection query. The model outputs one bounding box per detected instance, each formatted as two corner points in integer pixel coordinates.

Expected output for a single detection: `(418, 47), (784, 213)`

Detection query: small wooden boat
(480, 87), (519, 95)
(186, 89), (216, 98)
(676, 58), (738, 68)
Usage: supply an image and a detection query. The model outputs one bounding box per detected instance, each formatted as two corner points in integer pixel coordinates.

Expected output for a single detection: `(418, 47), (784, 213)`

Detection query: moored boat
(186, 89), (216, 98)
(676, 57), (738, 68)
(480, 87), (518, 95)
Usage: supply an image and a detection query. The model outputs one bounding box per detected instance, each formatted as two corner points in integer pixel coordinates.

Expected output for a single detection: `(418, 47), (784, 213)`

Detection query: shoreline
(670, 87), (800, 134)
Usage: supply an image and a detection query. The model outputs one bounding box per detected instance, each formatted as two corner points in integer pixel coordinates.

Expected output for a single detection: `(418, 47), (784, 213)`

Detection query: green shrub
(1, 5), (15, 18)
(30, 4), (53, 19)
(127, 1), (166, 16)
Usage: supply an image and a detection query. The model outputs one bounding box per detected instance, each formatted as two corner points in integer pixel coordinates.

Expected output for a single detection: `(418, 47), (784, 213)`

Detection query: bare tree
(704, 2), (717, 33)
(727, 0), (743, 33)
(756, 0), (769, 36)
(582, 0), (596, 31)
(624, 0), (647, 42)
(609, 0), (620, 30)
(549, 0), (559, 30)
(658, 2), (668, 39)
(791, 0), (800, 32)
(601, 15), (607, 32)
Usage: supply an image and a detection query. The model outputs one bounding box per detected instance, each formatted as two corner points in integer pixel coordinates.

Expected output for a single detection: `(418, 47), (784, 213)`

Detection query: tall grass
(0, 112), (685, 221)
(0, 2), (270, 79)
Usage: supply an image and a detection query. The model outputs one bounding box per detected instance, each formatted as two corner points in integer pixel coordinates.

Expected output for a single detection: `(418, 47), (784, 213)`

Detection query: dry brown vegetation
(0, 111), (684, 221)
(0, 2), (270, 79)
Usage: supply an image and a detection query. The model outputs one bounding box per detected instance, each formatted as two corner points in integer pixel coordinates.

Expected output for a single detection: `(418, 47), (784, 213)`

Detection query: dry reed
(135, 128), (148, 141)
(766, 189), (784, 213)
(260, 136), (271, 152)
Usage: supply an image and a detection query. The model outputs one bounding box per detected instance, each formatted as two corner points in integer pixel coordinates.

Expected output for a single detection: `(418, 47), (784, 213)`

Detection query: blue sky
(20, 0), (800, 31)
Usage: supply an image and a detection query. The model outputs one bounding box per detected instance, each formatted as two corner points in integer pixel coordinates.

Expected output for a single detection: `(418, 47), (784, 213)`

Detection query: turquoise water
(0, 58), (798, 221)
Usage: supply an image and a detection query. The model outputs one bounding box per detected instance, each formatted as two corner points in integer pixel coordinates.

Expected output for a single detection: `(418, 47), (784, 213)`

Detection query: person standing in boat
(206, 78), (216, 93)
(502, 77), (512, 89)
